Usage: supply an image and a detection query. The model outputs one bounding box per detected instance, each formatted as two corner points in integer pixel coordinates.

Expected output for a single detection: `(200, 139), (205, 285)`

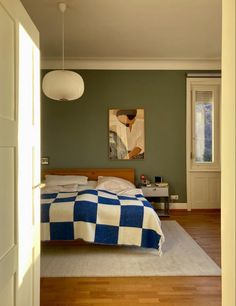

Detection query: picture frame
(109, 108), (145, 160)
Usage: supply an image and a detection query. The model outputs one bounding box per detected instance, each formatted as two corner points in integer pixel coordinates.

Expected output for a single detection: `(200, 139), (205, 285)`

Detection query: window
(194, 91), (214, 163)
(190, 81), (220, 171)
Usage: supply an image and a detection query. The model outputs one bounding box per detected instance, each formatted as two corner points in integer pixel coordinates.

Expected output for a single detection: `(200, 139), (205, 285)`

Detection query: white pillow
(42, 184), (79, 193)
(96, 176), (135, 193)
(45, 175), (88, 186)
(42, 180), (98, 193)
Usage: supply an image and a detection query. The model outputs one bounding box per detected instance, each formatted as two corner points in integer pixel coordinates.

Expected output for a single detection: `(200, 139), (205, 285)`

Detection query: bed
(41, 168), (165, 253)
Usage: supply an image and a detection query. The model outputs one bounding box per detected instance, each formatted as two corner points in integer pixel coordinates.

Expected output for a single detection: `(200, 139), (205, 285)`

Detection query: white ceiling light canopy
(42, 2), (84, 101)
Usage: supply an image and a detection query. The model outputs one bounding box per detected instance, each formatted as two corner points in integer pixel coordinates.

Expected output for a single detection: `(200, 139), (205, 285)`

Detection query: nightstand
(141, 185), (170, 217)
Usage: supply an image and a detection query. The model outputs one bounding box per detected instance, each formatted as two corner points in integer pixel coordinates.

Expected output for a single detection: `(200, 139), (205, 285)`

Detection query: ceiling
(20, 0), (222, 61)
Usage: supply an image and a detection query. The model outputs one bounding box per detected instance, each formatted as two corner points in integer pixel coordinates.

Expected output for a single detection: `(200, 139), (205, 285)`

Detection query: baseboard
(152, 203), (220, 211)
(190, 208), (221, 212)
(152, 202), (188, 210)
(170, 202), (188, 210)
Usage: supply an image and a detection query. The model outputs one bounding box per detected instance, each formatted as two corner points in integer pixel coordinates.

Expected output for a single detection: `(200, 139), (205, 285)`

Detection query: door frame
(186, 77), (221, 211)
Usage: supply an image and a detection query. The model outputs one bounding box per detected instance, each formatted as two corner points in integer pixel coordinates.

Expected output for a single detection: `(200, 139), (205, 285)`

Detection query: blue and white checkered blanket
(41, 189), (164, 251)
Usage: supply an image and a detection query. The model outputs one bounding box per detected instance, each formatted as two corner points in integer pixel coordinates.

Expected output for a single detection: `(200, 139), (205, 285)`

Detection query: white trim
(221, 1), (235, 304)
(189, 169), (221, 172)
(187, 73), (221, 77)
(186, 78), (192, 211)
(41, 58), (221, 70)
(186, 77), (221, 211)
(169, 202), (188, 210)
(158, 202), (188, 210)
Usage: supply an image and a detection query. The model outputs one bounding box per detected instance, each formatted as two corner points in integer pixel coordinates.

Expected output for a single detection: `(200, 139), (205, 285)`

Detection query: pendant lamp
(42, 3), (84, 101)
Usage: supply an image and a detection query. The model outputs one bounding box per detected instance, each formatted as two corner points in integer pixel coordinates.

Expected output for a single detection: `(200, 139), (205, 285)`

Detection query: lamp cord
(62, 9), (65, 70)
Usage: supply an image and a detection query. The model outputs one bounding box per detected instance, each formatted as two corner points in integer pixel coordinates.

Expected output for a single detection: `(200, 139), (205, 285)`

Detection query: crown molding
(41, 57), (221, 70)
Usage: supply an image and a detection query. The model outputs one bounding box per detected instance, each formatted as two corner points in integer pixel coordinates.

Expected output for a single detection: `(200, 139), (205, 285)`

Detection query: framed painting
(109, 108), (145, 160)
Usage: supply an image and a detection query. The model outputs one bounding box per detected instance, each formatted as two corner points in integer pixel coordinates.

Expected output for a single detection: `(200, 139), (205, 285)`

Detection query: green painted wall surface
(41, 70), (186, 202)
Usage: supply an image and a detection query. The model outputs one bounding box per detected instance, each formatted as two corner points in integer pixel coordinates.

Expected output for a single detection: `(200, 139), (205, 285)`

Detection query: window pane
(195, 91), (214, 163)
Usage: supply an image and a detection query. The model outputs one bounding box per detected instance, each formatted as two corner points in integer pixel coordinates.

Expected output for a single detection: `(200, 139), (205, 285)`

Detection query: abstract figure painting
(109, 109), (145, 160)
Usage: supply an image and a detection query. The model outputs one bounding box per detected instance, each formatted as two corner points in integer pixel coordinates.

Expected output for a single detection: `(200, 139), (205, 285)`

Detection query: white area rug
(40, 221), (221, 277)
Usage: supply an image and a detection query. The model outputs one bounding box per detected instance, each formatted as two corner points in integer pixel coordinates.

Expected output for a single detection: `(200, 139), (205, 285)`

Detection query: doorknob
(32, 183), (45, 189)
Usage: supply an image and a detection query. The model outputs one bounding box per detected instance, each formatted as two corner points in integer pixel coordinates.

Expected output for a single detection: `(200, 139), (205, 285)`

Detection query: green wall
(41, 70), (186, 202)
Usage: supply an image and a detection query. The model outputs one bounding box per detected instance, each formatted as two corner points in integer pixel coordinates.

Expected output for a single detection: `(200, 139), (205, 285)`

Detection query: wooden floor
(40, 210), (221, 306)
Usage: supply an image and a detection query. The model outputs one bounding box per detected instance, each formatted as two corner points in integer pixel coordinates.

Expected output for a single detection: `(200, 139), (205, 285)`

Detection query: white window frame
(186, 78), (221, 172)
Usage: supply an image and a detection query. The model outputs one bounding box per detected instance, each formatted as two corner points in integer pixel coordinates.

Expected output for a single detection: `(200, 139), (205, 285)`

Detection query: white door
(186, 78), (221, 210)
(0, 0), (40, 306)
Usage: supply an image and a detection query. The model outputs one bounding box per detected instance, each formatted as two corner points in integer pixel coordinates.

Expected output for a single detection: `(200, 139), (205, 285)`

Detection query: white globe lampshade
(42, 70), (84, 101)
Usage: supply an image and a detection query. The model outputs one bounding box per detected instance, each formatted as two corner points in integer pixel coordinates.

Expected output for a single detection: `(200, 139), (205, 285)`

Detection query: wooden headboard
(42, 168), (135, 184)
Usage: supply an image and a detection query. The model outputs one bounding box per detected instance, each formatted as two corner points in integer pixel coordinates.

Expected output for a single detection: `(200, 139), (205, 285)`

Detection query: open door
(0, 0), (40, 305)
